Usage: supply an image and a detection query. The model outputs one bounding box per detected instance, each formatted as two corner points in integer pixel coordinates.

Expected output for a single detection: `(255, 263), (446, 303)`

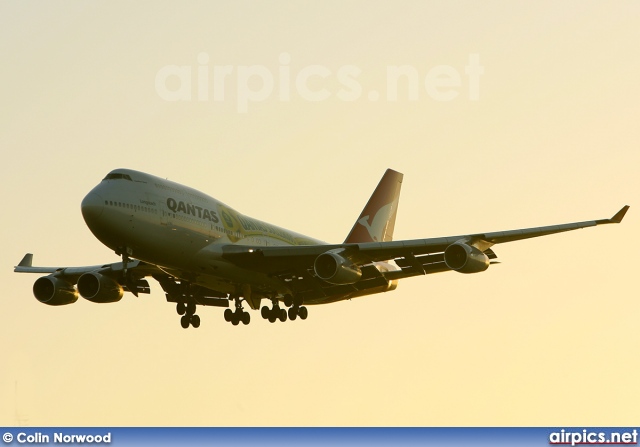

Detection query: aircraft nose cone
(81, 192), (105, 223)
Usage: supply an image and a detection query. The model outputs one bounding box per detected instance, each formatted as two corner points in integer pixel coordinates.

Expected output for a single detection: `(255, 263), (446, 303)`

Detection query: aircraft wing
(14, 253), (161, 278)
(16, 206), (628, 307)
(14, 253), (232, 307)
(13, 254), (167, 296)
(221, 205), (630, 277)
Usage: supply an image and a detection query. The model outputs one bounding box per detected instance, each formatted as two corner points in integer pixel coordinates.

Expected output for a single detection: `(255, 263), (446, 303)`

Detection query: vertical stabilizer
(344, 169), (403, 243)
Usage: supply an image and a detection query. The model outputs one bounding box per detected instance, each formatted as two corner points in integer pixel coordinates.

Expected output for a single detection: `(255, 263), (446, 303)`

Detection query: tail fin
(344, 169), (403, 243)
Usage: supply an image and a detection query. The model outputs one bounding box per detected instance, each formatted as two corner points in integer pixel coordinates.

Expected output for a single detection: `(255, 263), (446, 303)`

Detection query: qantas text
(166, 198), (220, 223)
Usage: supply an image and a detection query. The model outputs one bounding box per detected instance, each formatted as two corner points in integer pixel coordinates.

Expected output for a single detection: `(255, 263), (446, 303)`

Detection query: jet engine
(314, 250), (362, 285)
(77, 272), (124, 303)
(444, 242), (490, 274)
(33, 276), (78, 306)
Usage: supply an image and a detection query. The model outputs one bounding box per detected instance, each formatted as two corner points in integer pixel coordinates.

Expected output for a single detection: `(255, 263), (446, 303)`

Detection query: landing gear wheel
(261, 306), (270, 319)
(241, 312), (250, 325)
(293, 295), (304, 307)
(283, 294), (293, 307)
(186, 302), (196, 315)
(224, 308), (233, 322)
(191, 314), (201, 328)
(176, 302), (186, 315)
(288, 307), (298, 320)
(299, 306), (308, 320)
(268, 311), (277, 323)
(230, 309), (238, 325)
(180, 314), (190, 328)
(279, 308), (287, 322)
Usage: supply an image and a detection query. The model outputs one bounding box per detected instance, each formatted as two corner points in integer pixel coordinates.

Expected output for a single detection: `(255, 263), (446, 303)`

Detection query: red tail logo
(344, 169), (403, 243)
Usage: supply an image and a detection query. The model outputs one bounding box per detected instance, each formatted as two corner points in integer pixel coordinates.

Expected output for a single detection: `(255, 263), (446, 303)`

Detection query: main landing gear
(261, 302), (286, 323)
(177, 301), (201, 329)
(224, 296), (250, 326)
(284, 293), (308, 321)
(168, 286), (307, 328)
(261, 294), (308, 323)
(287, 305), (308, 321)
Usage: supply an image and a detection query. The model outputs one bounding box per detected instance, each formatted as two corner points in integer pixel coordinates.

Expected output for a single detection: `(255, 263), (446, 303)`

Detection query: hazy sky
(1, 1), (638, 426)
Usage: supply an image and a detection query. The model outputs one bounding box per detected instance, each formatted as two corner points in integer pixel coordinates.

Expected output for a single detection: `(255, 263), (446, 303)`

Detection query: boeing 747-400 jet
(15, 169), (628, 328)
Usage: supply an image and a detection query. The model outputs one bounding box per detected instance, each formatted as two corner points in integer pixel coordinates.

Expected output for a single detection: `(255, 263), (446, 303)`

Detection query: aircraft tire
(186, 302), (196, 315)
(180, 314), (190, 328)
(279, 309), (287, 322)
(288, 307), (298, 320)
(224, 308), (233, 322)
(283, 294), (293, 307)
(299, 307), (308, 320)
(241, 312), (250, 325)
(261, 306), (269, 319)
(191, 314), (201, 328)
(176, 302), (186, 315)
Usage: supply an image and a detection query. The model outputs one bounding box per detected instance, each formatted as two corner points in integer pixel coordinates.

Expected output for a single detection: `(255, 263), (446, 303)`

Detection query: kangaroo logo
(343, 168), (403, 244)
(357, 201), (396, 242)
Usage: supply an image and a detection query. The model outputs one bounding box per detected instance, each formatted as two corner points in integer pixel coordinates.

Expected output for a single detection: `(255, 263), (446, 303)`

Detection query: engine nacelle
(33, 276), (78, 306)
(314, 250), (362, 285)
(77, 272), (124, 303)
(444, 242), (490, 274)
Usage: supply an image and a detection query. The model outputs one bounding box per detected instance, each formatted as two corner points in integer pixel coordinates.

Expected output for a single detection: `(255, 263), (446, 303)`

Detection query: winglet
(610, 205), (629, 223)
(17, 253), (33, 267)
(596, 205), (629, 225)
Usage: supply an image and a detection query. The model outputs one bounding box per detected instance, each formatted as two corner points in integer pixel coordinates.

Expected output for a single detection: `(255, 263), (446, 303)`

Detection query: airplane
(14, 168), (629, 329)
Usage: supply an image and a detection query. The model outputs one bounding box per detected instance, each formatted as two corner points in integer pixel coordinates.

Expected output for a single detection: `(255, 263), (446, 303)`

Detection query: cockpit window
(103, 173), (133, 181)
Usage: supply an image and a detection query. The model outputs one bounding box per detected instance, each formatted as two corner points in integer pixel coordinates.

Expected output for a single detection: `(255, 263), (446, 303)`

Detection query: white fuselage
(81, 169), (325, 298)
